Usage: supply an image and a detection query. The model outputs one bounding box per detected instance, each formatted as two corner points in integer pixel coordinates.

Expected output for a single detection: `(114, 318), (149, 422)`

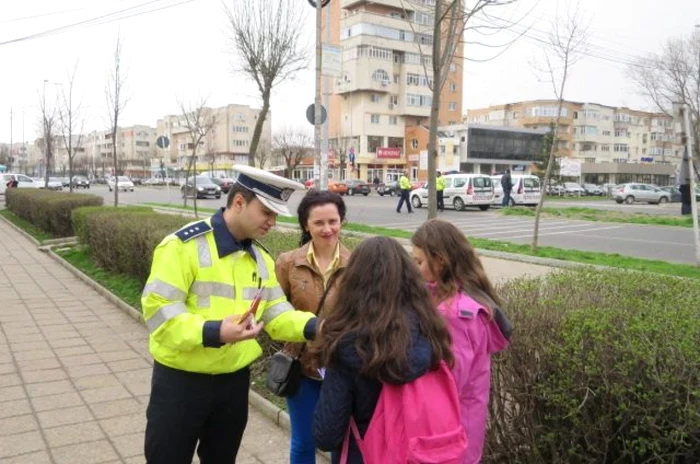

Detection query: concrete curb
(42, 246), (145, 325)
(0, 212), (41, 246)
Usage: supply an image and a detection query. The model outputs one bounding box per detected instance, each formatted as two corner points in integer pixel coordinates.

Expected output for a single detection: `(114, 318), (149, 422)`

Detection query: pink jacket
(434, 289), (509, 464)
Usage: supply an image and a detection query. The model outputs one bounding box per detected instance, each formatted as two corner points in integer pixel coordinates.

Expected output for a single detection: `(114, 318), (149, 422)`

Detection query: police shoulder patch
(174, 221), (212, 242)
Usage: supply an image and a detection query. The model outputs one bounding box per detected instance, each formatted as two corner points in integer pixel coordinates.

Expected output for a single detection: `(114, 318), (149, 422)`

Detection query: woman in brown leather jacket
(275, 189), (350, 464)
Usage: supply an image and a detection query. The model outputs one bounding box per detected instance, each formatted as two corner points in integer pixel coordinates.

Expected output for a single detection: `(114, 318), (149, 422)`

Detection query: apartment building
(326, 0), (463, 183)
(155, 104), (271, 176)
(465, 100), (682, 184)
(78, 126), (157, 178)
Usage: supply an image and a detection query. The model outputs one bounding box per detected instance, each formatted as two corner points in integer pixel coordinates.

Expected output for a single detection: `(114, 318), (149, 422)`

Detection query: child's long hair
(411, 219), (502, 311)
(310, 236), (453, 383)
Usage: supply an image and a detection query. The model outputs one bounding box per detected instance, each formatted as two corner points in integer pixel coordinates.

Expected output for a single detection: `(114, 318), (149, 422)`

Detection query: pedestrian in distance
(141, 165), (320, 464)
(501, 169), (513, 207)
(275, 190), (351, 464)
(411, 219), (510, 464)
(436, 171), (446, 212)
(311, 236), (457, 464)
(396, 171), (414, 214)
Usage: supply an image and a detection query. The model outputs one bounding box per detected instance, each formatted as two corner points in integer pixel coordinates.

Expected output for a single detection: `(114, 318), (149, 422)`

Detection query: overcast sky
(0, 0), (698, 144)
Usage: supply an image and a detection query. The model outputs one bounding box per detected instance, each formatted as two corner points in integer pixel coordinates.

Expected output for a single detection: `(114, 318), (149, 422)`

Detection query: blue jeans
(287, 376), (322, 464)
(502, 190), (512, 207)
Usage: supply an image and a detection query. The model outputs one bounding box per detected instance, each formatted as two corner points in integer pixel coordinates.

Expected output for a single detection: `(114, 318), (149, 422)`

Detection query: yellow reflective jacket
(399, 175), (412, 190)
(436, 176), (446, 191)
(141, 213), (315, 374)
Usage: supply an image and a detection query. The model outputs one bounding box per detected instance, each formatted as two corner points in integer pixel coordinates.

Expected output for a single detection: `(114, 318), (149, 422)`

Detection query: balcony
(342, 0), (416, 12)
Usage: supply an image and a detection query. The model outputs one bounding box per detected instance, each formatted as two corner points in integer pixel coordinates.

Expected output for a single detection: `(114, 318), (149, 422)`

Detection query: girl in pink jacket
(411, 219), (509, 464)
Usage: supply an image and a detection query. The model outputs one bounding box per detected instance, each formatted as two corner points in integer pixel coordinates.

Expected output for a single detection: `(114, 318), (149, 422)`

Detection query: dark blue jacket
(313, 315), (434, 464)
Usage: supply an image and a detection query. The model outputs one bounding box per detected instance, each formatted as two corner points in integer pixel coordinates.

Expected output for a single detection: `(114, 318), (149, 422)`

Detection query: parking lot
(89, 185), (698, 265)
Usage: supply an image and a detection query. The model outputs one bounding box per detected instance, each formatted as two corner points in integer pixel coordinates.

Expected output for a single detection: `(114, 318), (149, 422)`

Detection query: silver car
(613, 183), (670, 205)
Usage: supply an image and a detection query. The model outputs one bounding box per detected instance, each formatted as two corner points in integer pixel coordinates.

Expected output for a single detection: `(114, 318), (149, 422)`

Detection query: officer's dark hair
(226, 183), (257, 208)
(297, 189), (346, 247)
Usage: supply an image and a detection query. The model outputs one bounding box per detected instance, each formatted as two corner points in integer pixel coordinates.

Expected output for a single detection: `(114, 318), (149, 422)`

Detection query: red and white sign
(377, 147), (401, 159)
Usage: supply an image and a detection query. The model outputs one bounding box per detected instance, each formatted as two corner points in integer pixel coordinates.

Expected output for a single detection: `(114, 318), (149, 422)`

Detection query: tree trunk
(248, 88), (271, 167)
(427, 0), (443, 219)
(112, 128), (119, 207)
(68, 130), (74, 193)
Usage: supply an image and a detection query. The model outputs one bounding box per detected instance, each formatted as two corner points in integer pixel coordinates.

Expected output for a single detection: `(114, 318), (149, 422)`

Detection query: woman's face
(411, 246), (437, 283)
(306, 203), (341, 248)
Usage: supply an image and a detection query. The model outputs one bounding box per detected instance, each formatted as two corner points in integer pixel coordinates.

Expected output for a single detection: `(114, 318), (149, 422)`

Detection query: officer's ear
(232, 192), (247, 211)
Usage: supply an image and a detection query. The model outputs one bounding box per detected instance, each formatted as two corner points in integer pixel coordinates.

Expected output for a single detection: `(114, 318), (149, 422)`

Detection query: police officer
(396, 171), (414, 214)
(436, 171), (445, 212)
(142, 165), (318, 463)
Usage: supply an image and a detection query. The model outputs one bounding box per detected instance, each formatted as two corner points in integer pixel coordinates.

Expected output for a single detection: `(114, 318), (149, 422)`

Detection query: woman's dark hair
(297, 189), (346, 246)
(310, 236), (453, 384)
(411, 219), (501, 311)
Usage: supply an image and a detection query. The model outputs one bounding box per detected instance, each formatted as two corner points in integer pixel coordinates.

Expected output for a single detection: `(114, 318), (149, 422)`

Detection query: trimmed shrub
(486, 269), (700, 463)
(72, 205), (154, 246)
(6, 188), (103, 237)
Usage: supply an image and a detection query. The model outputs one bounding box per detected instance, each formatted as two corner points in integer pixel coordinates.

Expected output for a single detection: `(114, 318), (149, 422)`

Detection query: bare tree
(628, 31), (700, 160)
(105, 35), (128, 207)
(225, 0), (308, 167)
(59, 62), (85, 193)
(531, 6), (589, 252)
(274, 128), (312, 178)
(399, 0), (524, 218)
(179, 98), (215, 217)
(254, 138), (272, 169)
(38, 90), (59, 188)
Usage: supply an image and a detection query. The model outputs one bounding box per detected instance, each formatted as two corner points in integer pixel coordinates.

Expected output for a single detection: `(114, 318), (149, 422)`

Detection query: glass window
(453, 178), (466, 188)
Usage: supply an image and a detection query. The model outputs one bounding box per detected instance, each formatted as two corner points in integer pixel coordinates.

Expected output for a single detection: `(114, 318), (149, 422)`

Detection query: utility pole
(314, 0), (327, 190)
(677, 103), (700, 265)
(9, 107), (13, 172)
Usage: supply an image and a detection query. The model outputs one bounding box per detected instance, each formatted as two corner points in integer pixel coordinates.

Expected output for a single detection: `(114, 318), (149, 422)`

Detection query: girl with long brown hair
(311, 236), (454, 463)
(411, 219), (509, 464)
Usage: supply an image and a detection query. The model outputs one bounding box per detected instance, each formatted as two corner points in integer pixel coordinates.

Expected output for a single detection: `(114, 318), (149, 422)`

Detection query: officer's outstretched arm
(260, 276), (317, 343)
(142, 239), (217, 351)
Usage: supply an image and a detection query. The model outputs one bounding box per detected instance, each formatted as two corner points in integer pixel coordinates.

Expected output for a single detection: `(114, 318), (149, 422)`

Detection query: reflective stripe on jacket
(141, 217), (314, 374)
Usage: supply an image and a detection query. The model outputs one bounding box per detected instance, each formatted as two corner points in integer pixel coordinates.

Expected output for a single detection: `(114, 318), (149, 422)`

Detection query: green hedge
(6, 188), (103, 237)
(487, 269), (700, 462)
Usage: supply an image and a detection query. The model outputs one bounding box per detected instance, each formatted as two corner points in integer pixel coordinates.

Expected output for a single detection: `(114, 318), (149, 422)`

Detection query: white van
(492, 174), (542, 206)
(410, 174), (494, 211)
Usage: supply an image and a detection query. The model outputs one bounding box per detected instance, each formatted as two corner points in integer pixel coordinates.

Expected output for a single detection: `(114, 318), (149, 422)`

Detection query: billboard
(559, 158), (581, 177)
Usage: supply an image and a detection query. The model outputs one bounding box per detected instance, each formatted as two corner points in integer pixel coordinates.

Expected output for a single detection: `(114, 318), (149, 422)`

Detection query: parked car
(107, 176), (135, 192)
(658, 186), (681, 202)
(71, 176), (90, 189)
(613, 183), (670, 204)
(1, 173), (40, 193)
(563, 182), (586, 196)
(491, 174), (542, 206)
(377, 181), (399, 197)
(181, 176), (221, 199)
(41, 177), (64, 190)
(328, 180), (348, 196)
(583, 183), (604, 196)
(345, 179), (371, 196)
(210, 177), (235, 194)
(411, 174), (494, 211)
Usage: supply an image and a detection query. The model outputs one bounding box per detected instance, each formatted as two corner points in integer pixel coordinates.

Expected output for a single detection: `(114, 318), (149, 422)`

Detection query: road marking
(470, 223), (621, 237)
(501, 225), (623, 239)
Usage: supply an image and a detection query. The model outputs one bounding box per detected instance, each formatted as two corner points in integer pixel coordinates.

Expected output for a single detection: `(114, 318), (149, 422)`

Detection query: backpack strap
(340, 417), (366, 464)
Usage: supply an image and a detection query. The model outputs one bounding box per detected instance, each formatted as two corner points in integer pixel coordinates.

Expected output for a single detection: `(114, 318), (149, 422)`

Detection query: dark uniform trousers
(145, 361), (251, 464)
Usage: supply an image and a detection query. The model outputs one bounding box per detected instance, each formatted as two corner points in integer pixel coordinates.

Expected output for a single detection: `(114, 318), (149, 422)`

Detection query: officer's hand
(220, 314), (264, 344)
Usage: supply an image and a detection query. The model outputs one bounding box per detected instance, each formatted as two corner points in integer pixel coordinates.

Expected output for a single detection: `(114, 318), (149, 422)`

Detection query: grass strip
(502, 206), (694, 228)
(0, 209), (54, 242)
(56, 246), (144, 310)
(144, 202), (700, 279)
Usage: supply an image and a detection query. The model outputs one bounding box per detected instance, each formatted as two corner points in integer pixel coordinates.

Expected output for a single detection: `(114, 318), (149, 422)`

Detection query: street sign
(307, 0), (330, 7)
(156, 136), (170, 149)
(306, 104), (327, 125)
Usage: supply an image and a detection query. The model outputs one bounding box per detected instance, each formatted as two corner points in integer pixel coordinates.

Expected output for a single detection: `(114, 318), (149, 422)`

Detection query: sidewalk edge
(0, 213), (41, 246)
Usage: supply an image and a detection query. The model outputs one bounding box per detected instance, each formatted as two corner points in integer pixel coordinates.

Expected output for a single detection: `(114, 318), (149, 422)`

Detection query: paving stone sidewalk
(0, 218), (291, 464)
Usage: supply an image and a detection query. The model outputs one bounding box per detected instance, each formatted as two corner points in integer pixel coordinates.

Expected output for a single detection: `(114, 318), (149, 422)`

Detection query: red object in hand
(239, 288), (264, 323)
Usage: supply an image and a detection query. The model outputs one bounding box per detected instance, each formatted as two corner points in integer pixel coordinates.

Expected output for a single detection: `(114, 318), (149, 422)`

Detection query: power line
(0, 0), (196, 47)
